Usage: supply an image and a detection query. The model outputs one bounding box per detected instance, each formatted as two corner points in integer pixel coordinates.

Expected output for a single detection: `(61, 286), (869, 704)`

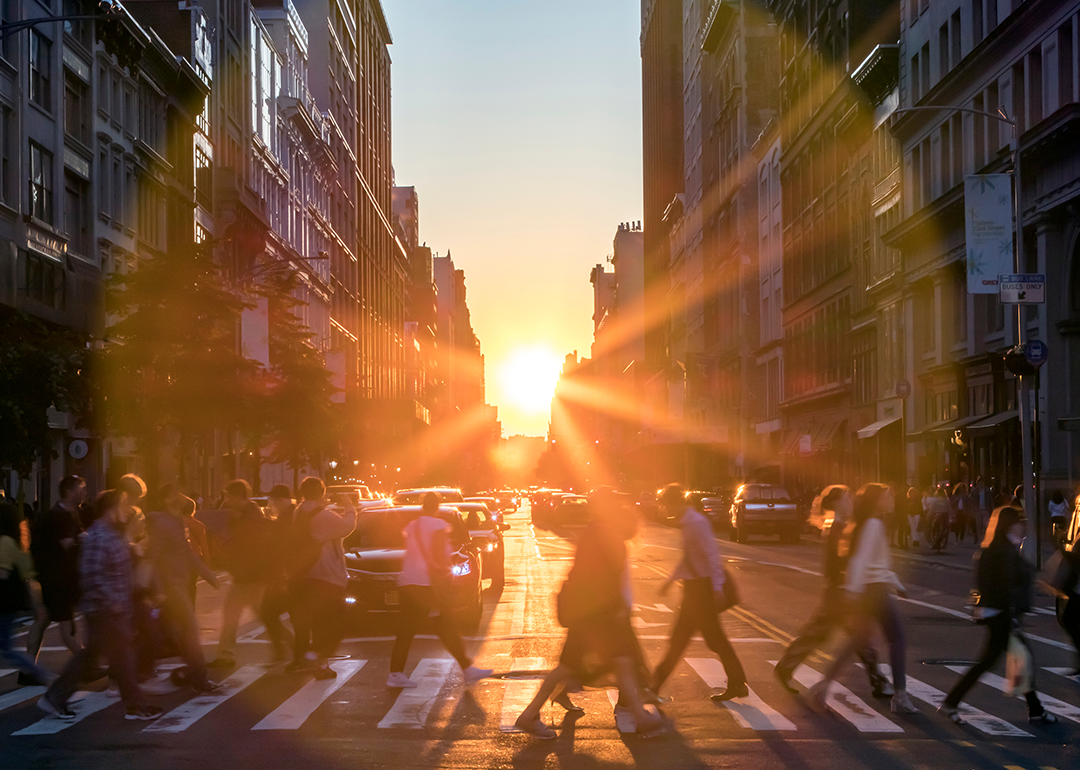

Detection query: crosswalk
(1, 653), (1078, 740)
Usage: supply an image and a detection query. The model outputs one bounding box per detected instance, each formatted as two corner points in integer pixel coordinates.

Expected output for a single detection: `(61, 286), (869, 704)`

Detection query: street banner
(965, 174), (1014, 294)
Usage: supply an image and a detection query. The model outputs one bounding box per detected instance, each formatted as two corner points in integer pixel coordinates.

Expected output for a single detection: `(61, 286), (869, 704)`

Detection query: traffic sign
(999, 274), (1045, 304)
(1024, 339), (1048, 368)
(896, 379), (911, 399)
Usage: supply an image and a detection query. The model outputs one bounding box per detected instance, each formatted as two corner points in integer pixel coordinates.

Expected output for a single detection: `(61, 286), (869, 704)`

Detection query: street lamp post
(893, 105), (1038, 554)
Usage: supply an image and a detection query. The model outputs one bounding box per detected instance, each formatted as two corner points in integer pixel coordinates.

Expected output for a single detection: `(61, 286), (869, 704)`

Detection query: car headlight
(484, 543), (495, 552)
(450, 561), (471, 577)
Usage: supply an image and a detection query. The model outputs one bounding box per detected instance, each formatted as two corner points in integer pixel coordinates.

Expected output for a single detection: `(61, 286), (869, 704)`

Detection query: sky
(384, 0), (644, 437)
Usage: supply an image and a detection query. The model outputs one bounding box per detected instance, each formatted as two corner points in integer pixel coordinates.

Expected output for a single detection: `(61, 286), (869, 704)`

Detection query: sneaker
(190, 680), (220, 694)
(386, 671), (418, 688)
(105, 682), (120, 698)
(462, 666), (493, 687)
(37, 695), (77, 721)
(1029, 710), (1059, 725)
(313, 665), (337, 681)
(891, 690), (919, 714)
(125, 705), (164, 721)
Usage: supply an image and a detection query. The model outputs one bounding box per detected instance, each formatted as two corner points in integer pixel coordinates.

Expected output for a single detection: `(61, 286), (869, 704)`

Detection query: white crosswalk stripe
(769, 661), (903, 733)
(499, 657), (546, 732)
(875, 663), (1032, 737)
(252, 660), (367, 731)
(0, 669), (15, 679)
(13, 691), (117, 735)
(603, 689), (661, 733)
(378, 658), (453, 729)
(943, 666), (1080, 724)
(143, 666), (265, 733)
(0, 685), (45, 714)
(1043, 666), (1080, 680)
(685, 658), (797, 730)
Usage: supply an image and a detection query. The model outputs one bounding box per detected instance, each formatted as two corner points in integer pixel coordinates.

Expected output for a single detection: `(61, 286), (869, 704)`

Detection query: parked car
(729, 484), (801, 544)
(446, 502), (507, 587)
(327, 484), (378, 503)
(700, 495), (729, 531)
(343, 505), (483, 631)
(392, 487), (465, 505)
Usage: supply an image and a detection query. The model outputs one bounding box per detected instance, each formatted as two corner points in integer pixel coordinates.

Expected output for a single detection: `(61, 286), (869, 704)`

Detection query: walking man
(652, 483), (747, 701)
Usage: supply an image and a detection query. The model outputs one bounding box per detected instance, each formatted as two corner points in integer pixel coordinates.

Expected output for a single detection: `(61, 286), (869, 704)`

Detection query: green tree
(99, 241), (259, 487)
(0, 308), (92, 504)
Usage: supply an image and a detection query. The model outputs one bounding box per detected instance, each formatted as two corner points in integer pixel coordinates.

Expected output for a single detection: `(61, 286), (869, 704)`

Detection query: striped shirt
(79, 518), (133, 616)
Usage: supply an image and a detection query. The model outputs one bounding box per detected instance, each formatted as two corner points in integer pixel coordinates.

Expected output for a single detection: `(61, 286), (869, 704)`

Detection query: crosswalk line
(13, 691), (116, 735)
(252, 660), (366, 731)
(1043, 667), (1079, 680)
(769, 661), (902, 733)
(0, 685), (46, 713)
(378, 658), (453, 729)
(603, 689), (660, 733)
(875, 663), (1032, 737)
(685, 658), (796, 730)
(944, 666), (1080, 724)
(499, 657), (546, 732)
(143, 665), (264, 733)
(0, 669), (15, 679)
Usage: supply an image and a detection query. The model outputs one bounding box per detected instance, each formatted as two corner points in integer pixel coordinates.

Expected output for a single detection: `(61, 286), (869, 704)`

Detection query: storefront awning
(856, 415), (901, 439)
(782, 420), (844, 454)
(907, 415), (982, 440)
(967, 410), (1019, 436)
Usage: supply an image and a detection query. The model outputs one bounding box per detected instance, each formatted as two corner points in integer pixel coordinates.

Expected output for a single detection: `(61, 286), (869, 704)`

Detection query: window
(30, 143), (54, 224)
(64, 171), (91, 257)
(64, 69), (91, 144)
(911, 53), (921, 102)
(0, 105), (12, 205)
(951, 113), (963, 183)
(952, 274), (968, 344)
(63, 0), (92, 49)
(920, 42), (931, 96)
(30, 31), (53, 111)
(950, 11), (961, 70)
(1028, 48), (1043, 126)
(24, 252), (66, 310)
(0, 0), (15, 61)
(939, 23), (949, 75)
(973, 0), (984, 45)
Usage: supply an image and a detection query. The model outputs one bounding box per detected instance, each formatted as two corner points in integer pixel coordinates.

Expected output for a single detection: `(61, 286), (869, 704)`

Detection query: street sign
(1024, 339), (1048, 368)
(999, 273), (1045, 304)
(896, 379), (911, 399)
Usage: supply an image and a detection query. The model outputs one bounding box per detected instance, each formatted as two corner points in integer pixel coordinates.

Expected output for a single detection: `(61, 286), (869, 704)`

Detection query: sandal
(514, 715), (557, 739)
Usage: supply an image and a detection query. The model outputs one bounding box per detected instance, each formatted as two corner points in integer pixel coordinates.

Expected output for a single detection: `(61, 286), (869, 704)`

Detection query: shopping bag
(1004, 633), (1032, 696)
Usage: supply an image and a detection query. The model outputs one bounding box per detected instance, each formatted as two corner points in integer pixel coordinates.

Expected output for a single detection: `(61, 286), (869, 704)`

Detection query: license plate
(384, 590), (399, 606)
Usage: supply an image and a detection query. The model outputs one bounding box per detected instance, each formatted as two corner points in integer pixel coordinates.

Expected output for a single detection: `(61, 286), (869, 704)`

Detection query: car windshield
(459, 507), (493, 528)
(346, 507), (469, 550)
(743, 486), (791, 502)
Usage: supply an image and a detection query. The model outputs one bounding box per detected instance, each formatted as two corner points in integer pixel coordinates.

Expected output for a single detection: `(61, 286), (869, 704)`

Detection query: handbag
(0, 561), (33, 615)
(713, 568), (740, 613)
(1004, 632), (1032, 696)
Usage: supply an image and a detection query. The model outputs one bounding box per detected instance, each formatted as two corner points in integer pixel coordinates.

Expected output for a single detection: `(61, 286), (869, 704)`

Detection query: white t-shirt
(398, 516), (451, 587)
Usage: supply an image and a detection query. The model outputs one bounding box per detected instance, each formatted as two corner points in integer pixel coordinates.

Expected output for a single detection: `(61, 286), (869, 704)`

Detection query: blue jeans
(0, 612), (53, 683)
(47, 610), (145, 709)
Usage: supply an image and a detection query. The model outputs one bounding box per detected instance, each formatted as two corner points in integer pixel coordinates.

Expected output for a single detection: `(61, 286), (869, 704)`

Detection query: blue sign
(1024, 340), (1048, 367)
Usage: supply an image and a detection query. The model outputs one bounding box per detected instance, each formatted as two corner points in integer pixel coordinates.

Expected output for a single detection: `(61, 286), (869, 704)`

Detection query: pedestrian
(388, 492), (492, 689)
(952, 484), (972, 544)
(287, 477), (355, 679)
(774, 485), (892, 698)
(940, 505), (1058, 724)
(972, 477), (991, 542)
(24, 475), (86, 681)
(210, 479), (282, 669)
(260, 484), (296, 667)
(0, 503), (55, 686)
(905, 486), (921, 549)
(1049, 490), (1069, 544)
(117, 474), (158, 680)
(805, 483), (918, 715)
(929, 487), (952, 552)
(514, 492), (661, 739)
(652, 483), (747, 702)
(146, 484), (220, 693)
(178, 495), (210, 606)
(1058, 520), (1080, 679)
(40, 490), (163, 721)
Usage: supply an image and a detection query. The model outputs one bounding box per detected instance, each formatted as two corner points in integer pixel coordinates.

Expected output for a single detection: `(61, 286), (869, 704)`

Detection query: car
(551, 495), (590, 527)
(728, 483), (801, 544)
(343, 505), (483, 631)
(700, 495), (728, 531)
(445, 502), (508, 587)
(494, 490), (519, 511)
(327, 484), (379, 503)
(529, 489), (564, 526)
(392, 487), (465, 505)
(464, 496), (501, 518)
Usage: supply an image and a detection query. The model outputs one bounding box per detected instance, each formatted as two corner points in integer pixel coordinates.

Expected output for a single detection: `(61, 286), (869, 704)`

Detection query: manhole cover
(497, 670), (547, 681)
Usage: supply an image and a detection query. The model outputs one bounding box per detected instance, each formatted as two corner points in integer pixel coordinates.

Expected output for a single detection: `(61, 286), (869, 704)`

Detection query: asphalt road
(1, 502), (1077, 770)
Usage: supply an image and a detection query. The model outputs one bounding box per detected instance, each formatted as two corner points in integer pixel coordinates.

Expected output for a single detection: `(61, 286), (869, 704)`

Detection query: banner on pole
(964, 174), (1014, 294)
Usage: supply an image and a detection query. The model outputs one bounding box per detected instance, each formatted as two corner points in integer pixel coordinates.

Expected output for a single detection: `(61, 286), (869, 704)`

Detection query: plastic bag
(1004, 633), (1032, 696)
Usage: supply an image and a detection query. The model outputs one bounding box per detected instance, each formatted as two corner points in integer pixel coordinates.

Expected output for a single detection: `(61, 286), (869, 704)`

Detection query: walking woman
(939, 505), (1058, 724)
(0, 503), (55, 686)
(806, 484), (919, 715)
(514, 494), (664, 739)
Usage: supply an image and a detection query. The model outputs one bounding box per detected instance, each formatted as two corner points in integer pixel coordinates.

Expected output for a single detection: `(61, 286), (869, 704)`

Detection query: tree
(258, 270), (342, 484)
(98, 240), (259, 487)
(0, 308), (92, 503)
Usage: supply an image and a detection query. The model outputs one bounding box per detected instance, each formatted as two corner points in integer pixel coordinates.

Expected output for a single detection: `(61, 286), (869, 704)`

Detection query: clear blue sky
(384, 0), (643, 437)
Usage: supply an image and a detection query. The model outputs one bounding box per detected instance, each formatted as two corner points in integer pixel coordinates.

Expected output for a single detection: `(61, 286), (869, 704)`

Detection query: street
(1, 501), (1077, 770)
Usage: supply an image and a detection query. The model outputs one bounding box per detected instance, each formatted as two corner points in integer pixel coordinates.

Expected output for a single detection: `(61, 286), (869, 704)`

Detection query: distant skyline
(384, 0), (643, 436)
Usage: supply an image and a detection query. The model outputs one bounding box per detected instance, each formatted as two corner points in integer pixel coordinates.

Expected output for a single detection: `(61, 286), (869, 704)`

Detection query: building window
(0, 105), (12, 205)
(195, 145), (212, 209)
(30, 143), (54, 224)
(64, 69), (91, 145)
(24, 252), (66, 310)
(64, 171), (91, 257)
(63, 0), (92, 49)
(30, 31), (53, 112)
(0, 0), (15, 62)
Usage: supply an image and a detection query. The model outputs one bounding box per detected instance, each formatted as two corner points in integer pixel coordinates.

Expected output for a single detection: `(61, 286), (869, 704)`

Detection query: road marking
(944, 667), (1080, 724)
(252, 660), (366, 730)
(238, 624), (271, 644)
(1032, 607), (1056, 616)
(0, 669), (14, 680)
(728, 606), (796, 645)
(685, 658), (796, 730)
(499, 657), (545, 732)
(144, 665), (264, 733)
(772, 661), (902, 733)
(378, 658), (452, 729)
(1042, 667), (1078, 679)
(0, 685), (45, 713)
(13, 691), (114, 734)
(510, 590), (526, 635)
(876, 663), (1032, 737)
(897, 598), (1072, 651)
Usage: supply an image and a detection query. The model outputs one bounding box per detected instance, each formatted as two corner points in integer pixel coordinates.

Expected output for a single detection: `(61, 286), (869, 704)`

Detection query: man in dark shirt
(24, 475), (86, 683)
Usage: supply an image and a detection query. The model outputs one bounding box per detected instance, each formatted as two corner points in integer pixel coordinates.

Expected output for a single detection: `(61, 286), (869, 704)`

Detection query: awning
(779, 430), (804, 455)
(967, 410), (1019, 437)
(783, 421), (843, 454)
(906, 415), (982, 441)
(857, 415), (901, 439)
(813, 420), (843, 448)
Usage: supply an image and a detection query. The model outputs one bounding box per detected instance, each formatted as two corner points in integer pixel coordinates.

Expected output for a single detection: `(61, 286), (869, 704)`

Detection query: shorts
(40, 583), (78, 622)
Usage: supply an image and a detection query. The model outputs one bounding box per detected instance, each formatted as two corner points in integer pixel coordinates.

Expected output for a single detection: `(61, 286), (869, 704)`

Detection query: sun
(497, 346), (563, 414)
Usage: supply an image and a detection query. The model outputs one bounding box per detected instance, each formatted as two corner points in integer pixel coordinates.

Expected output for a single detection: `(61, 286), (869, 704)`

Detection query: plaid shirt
(79, 518), (133, 616)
